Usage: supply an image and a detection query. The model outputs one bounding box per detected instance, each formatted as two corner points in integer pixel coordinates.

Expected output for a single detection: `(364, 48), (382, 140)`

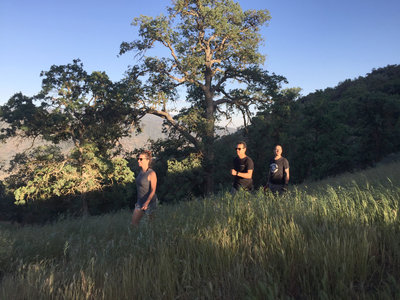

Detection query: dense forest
(246, 64), (400, 187)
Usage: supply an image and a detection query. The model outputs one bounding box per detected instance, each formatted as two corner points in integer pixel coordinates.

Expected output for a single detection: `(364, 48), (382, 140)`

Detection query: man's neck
(238, 154), (246, 159)
(274, 155), (281, 160)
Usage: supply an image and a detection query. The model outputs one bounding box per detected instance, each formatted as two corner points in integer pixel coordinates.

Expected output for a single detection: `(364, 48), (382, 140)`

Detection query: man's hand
(231, 169), (238, 176)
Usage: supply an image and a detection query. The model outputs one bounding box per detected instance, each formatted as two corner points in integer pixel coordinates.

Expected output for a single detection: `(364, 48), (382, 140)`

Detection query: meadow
(0, 161), (399, 299)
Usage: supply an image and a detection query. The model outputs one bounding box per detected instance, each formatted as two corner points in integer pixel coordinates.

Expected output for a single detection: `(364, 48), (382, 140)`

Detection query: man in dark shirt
(265, 145), (290, 194)
(231, 141), (254, 193)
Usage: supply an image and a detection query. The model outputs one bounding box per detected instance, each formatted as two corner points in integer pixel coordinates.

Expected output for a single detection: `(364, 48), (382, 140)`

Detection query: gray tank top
(136, 168), (157, 206)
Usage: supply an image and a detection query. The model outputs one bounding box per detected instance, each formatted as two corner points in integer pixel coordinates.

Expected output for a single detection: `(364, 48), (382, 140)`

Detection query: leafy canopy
(120, 0), (285, 129)
(10, 145), (134, 205)
(0, 60), (138, 207)
(1, 59), (141, 152)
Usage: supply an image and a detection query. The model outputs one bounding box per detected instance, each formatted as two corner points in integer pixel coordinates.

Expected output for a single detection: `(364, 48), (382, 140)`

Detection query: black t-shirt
(232, 156), (254, 190)
(268, 157), (289, 185)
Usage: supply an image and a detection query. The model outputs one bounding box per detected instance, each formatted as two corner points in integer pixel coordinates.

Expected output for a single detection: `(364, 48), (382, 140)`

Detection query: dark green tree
(120, 0), (285, 194)
(246, 64), (400, 183)
(0, 60), (139, 215)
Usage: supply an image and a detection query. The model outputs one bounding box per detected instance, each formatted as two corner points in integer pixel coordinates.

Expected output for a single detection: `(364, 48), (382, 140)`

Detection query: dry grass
(0, 162), (399, 299)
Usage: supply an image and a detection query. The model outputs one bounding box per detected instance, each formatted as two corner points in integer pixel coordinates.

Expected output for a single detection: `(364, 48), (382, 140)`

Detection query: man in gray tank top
(132, 151), (158, 225)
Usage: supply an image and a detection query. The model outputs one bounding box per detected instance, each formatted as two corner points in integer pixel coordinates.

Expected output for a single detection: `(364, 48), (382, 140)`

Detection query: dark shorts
(231, 185), (253, 195)
(267, 183), (286, 195)
(135, 201), (157, 215)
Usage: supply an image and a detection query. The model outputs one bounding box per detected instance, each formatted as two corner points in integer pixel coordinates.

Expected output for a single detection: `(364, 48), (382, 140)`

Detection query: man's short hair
(237, 141), (247, 148)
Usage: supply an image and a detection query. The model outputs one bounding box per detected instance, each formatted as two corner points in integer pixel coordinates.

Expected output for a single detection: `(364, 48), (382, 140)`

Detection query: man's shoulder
(271, 157), (289, 165)
(280, 157), (289, 167)
(276, 156), (288, 162)
(244, 156), (254, 169)
(245, 156), (254, 163)
(147, 168), (157, 175)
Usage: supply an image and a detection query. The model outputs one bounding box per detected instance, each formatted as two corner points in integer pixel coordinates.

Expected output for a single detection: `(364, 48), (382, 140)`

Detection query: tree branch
(145, 109), (201, 150)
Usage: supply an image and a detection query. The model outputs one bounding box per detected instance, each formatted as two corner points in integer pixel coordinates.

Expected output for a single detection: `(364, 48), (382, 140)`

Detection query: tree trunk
(203, 69), (215, 195)
(77, 148), (89, 216)
(203, 127), (214, 195)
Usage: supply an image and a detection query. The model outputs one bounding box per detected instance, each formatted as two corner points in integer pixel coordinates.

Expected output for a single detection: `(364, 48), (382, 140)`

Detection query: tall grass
(1, 162), (400, 299)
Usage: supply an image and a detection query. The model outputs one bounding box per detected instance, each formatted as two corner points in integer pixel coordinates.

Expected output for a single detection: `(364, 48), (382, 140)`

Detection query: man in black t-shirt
(265, 145), (290, 194)
(231, 141), (254, 193)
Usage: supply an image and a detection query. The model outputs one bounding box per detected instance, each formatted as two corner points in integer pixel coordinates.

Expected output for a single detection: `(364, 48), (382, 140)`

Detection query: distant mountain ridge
(0, 114), (237, 180)
(0, 114), (167, 180)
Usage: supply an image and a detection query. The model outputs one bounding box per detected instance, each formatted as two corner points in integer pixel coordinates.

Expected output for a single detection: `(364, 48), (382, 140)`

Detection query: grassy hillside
(0, 161), (399, 299)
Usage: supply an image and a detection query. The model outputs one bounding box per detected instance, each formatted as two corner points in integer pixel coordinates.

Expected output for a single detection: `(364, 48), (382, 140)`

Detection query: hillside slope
(0, 160), (399, 298)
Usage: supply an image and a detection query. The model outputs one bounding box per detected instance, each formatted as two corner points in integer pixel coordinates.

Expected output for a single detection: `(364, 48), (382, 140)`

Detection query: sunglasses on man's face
(236, 148), (243, 150)
(137, 157), (147, 161)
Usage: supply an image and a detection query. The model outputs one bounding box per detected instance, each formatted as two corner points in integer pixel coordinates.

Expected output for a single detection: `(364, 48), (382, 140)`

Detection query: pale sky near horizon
(1, 0), (399, 109)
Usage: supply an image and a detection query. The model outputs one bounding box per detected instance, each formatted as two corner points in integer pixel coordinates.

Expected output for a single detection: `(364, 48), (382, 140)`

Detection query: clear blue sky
(1, 0), (399, 105)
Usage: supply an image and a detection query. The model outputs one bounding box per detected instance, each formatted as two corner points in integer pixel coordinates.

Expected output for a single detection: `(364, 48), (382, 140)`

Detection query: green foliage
(133, 64), (400, 199)
(12, 145), (134, 206)
(167, 153), (202, 175)
(0, 60), (141, 215)
(123, 0), (271, 72)
(0, 180), (18, 222)
(121, 0), (286, 193)
(159, 153), (203, 202)
(0, 59), (141, 151)
(0, 162), (399, 299)
(247, 64), (400, 184)
(246, 87), (300, 186)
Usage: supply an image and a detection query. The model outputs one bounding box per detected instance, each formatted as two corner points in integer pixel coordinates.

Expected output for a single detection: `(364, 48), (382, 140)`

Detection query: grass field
(1, 161), (399, 299)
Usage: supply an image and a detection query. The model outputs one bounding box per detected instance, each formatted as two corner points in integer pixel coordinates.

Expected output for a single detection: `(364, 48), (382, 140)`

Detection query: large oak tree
(120, 0), (285, 193)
